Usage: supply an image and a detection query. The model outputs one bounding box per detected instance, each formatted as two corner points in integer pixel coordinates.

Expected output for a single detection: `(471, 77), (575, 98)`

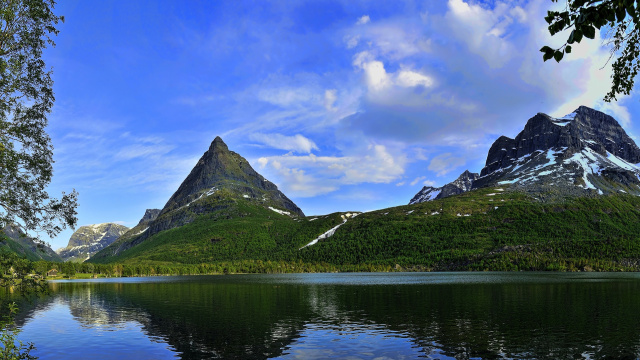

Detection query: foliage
(541, 0), (640, 101)
(83, 188), (640, 273)
(0, 302), (35, 360)
(0, 250), (44, 359)
(0, 0), (77, 239)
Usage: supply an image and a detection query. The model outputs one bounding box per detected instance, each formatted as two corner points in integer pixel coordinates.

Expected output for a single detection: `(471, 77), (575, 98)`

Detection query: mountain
(57, 223), (129, 262)
(410, 106), (640, 203)
(409, 170), (479, 204)
(102, 209), (160, 255)
(1, 225), (62, 262)
(90, 136), (305, 261)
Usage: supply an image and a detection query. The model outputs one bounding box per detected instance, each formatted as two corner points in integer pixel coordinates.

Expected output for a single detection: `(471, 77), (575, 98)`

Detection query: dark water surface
(6, 272), (640, 359)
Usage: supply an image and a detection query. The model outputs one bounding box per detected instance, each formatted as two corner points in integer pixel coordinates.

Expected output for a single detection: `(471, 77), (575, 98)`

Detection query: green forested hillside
(88, 188), (640, 272)
(0, 232), (62, 262)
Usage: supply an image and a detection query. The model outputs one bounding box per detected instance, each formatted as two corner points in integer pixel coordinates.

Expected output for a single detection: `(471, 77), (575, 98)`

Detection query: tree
(541, 0), (640, 101)
(0, 0), (77, 239)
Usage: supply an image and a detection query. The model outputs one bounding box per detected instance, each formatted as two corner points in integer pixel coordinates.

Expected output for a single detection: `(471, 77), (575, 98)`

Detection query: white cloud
(353, 54), (392, 91)
(396, 70), (434, 88)
(423, 179), (437, 187)
(410, 176), (426, 186)
(324, 89), (337, 111)
(353, 52), (434, 96)
(356, 15), (370, 25)
(257, 87), (315, 107)
(250, 133), (319, 153)
(115, 143), (175, 160)
(345, 34), (360, 49)
(396, 181), (405, 186)
(428, 153), (466, 176)
(444, 0), (515, 68)
(254, 144), (406, 197)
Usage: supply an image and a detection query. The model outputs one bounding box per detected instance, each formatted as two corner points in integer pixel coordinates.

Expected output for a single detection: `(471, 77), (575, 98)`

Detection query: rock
(57, 223), (129, 262)
(409, 170), (479, 204)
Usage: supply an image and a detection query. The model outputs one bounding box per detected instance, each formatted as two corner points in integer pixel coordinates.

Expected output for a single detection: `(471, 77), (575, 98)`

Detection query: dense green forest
(87, 188), (640, 273)
(5, 188), (640, 276)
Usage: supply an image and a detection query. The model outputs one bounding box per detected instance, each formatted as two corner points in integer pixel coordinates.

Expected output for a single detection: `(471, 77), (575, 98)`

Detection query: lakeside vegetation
(64, 189), (640, 273)
(6, 189), (640, 277)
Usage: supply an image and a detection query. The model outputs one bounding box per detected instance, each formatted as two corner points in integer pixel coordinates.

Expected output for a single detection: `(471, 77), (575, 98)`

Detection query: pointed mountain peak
(210, 136), (228, 151)
(147, 135), (304, 231)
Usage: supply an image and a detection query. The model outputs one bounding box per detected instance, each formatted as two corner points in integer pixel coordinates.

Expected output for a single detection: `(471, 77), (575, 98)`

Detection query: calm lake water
(5, 272), (640, 359)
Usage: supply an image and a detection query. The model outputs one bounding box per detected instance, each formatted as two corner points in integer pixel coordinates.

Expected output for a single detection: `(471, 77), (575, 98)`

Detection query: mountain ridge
(410, 106), (640, 204)
(57, 223), (129, 262)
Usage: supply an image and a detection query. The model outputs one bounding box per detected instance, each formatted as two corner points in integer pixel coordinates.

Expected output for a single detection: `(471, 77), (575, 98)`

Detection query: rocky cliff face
(95, 136), (304, 258)
(473, 106), (640, 195)
(137, 209), (161, 226)
(409, 170), (479, 204)
(410, 106), (640, 203)
(57, 223), (129, 262)
(104, 209), (161, 254)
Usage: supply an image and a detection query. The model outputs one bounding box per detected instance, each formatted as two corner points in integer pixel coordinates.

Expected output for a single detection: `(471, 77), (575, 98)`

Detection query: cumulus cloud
(396, 70), (434, 88)
(338, 0), (633, 159)
(250, 133), (319, 153)
(255, 144), (406, 197)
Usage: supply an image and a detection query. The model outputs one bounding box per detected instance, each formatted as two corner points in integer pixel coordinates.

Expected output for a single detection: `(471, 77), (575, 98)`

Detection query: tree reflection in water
(5, 273), (640, 360)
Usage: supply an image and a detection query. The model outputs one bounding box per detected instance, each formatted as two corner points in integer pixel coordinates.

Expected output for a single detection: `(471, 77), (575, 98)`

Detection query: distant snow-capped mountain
(409, 170), (478, 204)
(57, 223), (129, 262)
(410, 106), (640, 204)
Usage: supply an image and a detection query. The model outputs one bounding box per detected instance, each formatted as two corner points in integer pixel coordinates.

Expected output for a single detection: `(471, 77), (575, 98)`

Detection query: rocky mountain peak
(57, 222), (129, 262)
(137, 209), (161, 226)
(159, 136), (303, 216)
(473, 106), (640, 194)
(409, 170), (479, 204)
(410, 106), (640, 203)
(211, 136), (228, 151)
(98, 136), (305, 257)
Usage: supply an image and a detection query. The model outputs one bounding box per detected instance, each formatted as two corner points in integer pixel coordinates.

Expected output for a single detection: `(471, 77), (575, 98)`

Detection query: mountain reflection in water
(6, 273), (640, 359)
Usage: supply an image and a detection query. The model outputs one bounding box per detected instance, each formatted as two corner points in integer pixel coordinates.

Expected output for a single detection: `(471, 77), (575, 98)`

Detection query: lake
(5, 272), (640, 359)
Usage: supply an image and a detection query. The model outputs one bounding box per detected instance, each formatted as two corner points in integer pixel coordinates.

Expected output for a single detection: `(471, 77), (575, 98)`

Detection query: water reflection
(6, 273), (640, 359)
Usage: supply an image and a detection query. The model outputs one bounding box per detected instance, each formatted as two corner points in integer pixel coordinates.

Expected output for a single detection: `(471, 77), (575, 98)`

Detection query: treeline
(3, 253), (401, 279)
(8, 190), (640, 274)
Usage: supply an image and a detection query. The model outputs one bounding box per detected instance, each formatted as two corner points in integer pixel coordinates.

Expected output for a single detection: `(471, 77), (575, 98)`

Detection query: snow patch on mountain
(269, 207), (291, 216)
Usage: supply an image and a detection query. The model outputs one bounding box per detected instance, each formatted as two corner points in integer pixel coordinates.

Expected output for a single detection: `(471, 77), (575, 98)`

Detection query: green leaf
(616, 6), (626, 22)
(568, 30), (576, 44)
(543, 51), (554, 62)
(540, 46), (554, 53)
(583, 25), (596, 39)
(565, 45), (572, 54)
(554, 50), (564, 62)
(573, 29), (584, 43)
(628, 4), (637, 19)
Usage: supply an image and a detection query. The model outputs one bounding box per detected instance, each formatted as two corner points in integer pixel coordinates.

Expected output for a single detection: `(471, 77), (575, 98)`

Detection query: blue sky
(42, 0), (640, 249)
